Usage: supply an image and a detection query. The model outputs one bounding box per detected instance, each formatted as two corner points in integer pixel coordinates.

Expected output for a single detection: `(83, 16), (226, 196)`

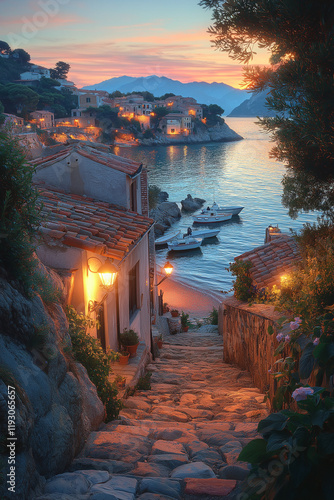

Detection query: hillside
(228, 90), (275, 117)
(83, 75), (248, 116)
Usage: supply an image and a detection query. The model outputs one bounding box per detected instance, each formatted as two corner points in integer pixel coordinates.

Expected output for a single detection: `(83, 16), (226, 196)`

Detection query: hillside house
(20, 64), (51, 81)
(33, 142), (156, 353)
(30, 110), (55, 129)
(160, 113), (193, 136)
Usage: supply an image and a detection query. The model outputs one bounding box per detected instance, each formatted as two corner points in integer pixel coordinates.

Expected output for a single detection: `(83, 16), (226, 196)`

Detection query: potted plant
(119, 328), (139, 358)
(170, 309), (179, 318)
(163, 302), (170, 314)
(181, 311), (190, 332)
(114, 374), (126, 388)
(156, 334), (163, 349)
(118, 349), (130, 365)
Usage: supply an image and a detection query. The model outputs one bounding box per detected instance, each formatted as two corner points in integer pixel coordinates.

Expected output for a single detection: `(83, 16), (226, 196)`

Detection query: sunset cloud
(0, 0), (271, 89)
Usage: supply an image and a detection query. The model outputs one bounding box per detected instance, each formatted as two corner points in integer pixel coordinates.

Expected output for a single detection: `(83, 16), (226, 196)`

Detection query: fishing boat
(167, 236), (203, 251)
(211, 202), (244, 215)
(192, 210), (233, 224)
(182, 228), (220, 239)
(155, 230), (181, 246)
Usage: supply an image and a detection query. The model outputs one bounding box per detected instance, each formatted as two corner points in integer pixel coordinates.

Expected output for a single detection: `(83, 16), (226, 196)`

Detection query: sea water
(113, 118), (318, 294)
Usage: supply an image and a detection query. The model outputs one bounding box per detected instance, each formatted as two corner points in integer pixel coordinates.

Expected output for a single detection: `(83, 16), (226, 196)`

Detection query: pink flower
(276, 333), (284, 342)
(285, 335), (291, 342)
(313, 338), (320, 346)
(290, 321), (300, 330)
(294, 317), (302, 324)
(292, 387), (314, 401)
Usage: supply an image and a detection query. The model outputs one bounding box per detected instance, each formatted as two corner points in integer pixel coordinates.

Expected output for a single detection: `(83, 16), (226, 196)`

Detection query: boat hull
(167, 237), (202, 251)
(212, 204), (244, 215)
(190, 228), (220, 238)
(192, 212), (233, 224)
(155, 230), (181, 245)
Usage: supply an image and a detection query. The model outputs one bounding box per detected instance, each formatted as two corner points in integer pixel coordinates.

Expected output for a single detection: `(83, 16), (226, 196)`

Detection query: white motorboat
(192, 211), (233, 224)
(167, 236), (203, 251)
(182, 228), (220, 239)
(155, 230), (181, 246)
(211, 202), (244, 215)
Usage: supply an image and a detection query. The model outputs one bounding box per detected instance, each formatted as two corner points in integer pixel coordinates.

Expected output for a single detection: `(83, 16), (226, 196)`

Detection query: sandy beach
(157, 276), (225, 319)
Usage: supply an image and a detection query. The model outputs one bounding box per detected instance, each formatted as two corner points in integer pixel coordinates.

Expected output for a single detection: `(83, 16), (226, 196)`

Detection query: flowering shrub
(238, 389), (334, 500)
(228, 259), (254, 301)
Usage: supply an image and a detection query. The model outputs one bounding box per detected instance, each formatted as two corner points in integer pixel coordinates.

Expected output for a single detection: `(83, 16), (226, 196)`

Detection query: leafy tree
(50, 61), (70, 80)
(109, 90), (124, 98)
(0, 130), (41, 290)
(0, 83), (39, 117)
(159, 93), (175, 100)
(11, 48), (30, 65)
(200, 0), (334, 179)
(0, 41), (11, 55)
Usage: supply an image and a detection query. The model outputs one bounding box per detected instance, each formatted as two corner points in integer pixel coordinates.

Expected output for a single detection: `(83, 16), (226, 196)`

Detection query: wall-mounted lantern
(156, 261), (174, 286)
(87, 257), (119, 312)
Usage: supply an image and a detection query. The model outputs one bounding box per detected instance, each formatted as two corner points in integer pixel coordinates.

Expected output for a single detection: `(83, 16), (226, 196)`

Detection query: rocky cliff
(139, 121), (243, 146)
(0, 262), (105, 499)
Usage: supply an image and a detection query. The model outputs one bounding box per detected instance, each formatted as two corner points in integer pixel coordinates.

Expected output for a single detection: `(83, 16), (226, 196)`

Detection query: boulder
(181, 194), (205, 212)
(170, 462), (216, 479)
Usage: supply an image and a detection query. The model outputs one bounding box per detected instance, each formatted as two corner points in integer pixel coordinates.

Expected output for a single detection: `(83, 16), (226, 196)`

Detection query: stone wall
(0, 261), (105, 499)
(219, 297), (289, 406)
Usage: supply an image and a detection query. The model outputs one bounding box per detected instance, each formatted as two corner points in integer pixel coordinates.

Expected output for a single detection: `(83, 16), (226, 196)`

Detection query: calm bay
(113, 117), (318, 295)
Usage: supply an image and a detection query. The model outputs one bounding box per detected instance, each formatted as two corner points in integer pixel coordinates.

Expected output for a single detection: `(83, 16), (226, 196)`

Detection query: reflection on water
(113, 118), (319, 293)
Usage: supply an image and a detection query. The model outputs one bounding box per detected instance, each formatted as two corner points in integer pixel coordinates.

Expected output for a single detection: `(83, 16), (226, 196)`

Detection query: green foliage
(66, 306), (122, 422)
(208, 306), (218, 325)
(12, 49), (30, 65)
(202, 103), (225, 125)
(31, 267), (63, 304)
(0, 83), (39, 117)
(119, 328), (139, 346)
(228, 259), (254, 302)
(148, 185), (161, 209)
(36, 128), (58, 146)
(50, 61), (70, 80)
(180, 311), (190, 327)
(238, 389), (334, 500)
(0, 130), (41, 290)
(135, 371), (152, 391)
(200, 0), (334, 216)
(143, 129), (154, 139)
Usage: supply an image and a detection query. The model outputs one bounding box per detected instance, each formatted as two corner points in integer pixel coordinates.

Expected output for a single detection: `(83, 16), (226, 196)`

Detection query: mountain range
(227, 90), (275, 117)
(83, 75), (249, 116)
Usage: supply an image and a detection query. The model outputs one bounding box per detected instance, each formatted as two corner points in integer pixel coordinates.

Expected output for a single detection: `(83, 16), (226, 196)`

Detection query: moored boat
(155, 230), (181, 246)
(211, 202), (244, 215)
(192, 211), (233, 224)
(167, 236), (203, 251)
(182, 228), (220, 239)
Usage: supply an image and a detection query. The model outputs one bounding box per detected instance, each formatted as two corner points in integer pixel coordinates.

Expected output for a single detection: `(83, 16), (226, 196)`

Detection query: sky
(0, 0), (270, 89)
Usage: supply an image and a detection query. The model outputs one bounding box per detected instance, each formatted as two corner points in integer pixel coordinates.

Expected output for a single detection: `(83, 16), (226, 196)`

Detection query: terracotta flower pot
(182, 326), (189, 332)
(118, 352), (130, 365)
(157, 340), (163, 349)
(171, 311), (179, 318)
(124, 343), (139, 358)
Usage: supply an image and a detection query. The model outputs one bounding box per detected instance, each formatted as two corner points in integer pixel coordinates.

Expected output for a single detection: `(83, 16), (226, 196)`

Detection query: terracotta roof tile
(38, 186), (154, 262)
(236, 235), (301, 289)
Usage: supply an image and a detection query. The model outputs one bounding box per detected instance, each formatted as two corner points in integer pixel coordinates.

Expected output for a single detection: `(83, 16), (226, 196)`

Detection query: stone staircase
(36, 327), (268, 500)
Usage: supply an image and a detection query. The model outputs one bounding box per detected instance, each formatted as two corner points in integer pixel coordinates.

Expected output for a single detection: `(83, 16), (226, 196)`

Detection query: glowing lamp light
(156, 261), (174, 286)
(163, 261), (173, 277)
(98, 259), (118, 288)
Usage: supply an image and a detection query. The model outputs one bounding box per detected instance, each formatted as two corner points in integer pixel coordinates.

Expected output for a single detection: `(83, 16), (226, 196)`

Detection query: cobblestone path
(38, 328), (269, 500)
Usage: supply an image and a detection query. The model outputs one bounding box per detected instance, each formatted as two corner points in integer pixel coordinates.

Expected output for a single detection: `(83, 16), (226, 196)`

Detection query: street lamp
(87, 258), (119, 312)
(156, 261), (174, 286)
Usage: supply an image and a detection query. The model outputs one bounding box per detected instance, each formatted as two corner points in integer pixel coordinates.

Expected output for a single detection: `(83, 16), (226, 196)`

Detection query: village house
(30, 110), (55, 129)
(160, 113), (193, 136)
(32, 142), (156, 353)
(3, 113), (24, 129)
(20, 64), (51, 81)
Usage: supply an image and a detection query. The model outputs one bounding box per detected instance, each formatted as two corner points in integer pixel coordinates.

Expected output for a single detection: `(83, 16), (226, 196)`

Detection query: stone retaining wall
(219, 297), (289, 405)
